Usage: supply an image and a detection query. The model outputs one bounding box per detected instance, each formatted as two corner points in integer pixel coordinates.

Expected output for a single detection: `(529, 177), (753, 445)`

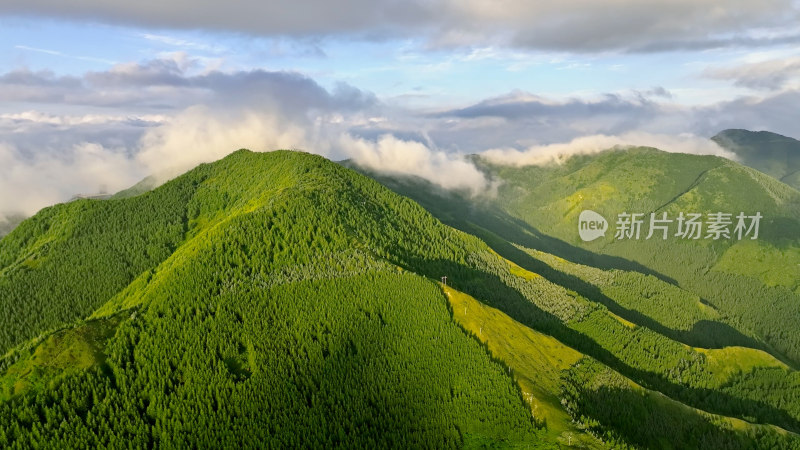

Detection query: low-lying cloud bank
(136, 106), (314, 179)
(0, 141), (140, 218)
(0, 110), (736, 223)
(0, 95), (775, 222)
(480, 132), (739, 166)
(341, 134), (489, 195)
(0, 106), (492, 220)
(1, 54), (796, 222)
(134, 107), (491, 195)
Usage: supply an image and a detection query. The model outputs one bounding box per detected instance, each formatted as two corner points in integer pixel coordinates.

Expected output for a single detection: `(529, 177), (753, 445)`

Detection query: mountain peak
(710, 129), (800, 190)
(714, 129), (799, 144)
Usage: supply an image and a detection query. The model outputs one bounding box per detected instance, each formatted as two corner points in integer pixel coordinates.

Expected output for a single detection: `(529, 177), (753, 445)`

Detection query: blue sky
(0, 16), (768, 106)
(0, 1), (799, 217)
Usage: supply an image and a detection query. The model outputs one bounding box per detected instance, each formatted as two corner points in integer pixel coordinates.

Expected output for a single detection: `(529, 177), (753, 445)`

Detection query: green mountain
(476, 147), (800, 361)
(111, 174), (161, 199)
(0, 150), (552, 448)
(354, 146), (800, 447)
(1, 149), (799, 448)
(713, 129), (800, 190)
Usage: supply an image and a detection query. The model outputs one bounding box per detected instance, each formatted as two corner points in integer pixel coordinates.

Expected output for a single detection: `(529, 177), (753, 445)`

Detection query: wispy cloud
(139, 33), (226, 53)
(15, 45), (117, 65)
(15, 45), (62, 56)
(705, 55), (800, 91)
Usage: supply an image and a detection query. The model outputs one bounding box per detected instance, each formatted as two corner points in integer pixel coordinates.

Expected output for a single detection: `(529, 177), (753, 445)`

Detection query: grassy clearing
(508, 260), (541, 281)
(607, 312), (636, 329)
(488, 247), (541, 281)
(696, 346), (790, 385)
(713, 240), (800, 293)
(442, 285), (604, 447)
(0, 314), (123, 401)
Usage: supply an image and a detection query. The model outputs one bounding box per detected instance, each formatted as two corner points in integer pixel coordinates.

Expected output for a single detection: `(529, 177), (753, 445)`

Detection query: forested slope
(472, 148), (800, 366)
(0, 150), (552, 447)
(1, 149), (798, 448)
(355, 148), (800, 447)
(713, 129), (800, 190)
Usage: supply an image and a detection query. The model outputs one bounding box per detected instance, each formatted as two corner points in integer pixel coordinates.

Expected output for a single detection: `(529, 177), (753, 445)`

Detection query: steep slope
(447, 284), (798, 449)
(474, 147), (800, 365)
(2, 149), (798, 448)
(444, 285), (588, 446)
(0, 150), (550, 447)
(713, 129), (800, 190)
(354, 149), (800, 359)
(354, 149), (800, 441)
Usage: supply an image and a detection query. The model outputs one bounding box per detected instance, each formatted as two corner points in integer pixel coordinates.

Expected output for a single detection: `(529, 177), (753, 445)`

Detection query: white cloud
(0, 103), (493, 219)
(0, 141), (141, 217)
(705, 56), (800, 90)
(481, 132), (738, 166)
(0, 106), (321, 217)
(135, 106), (317, 179)
(340, 133), (489, 195)
(131, 106), (492, 198)
(2, 0), (798, 52)
(1, 52), (798, 221)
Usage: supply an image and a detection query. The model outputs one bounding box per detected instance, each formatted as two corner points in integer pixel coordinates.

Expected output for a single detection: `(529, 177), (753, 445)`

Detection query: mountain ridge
(2, 147), (800, 448)
(713, 128), (800, 191)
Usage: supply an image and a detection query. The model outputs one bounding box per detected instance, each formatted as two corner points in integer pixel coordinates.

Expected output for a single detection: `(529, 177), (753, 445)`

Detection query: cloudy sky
(1, 1), (799, 218)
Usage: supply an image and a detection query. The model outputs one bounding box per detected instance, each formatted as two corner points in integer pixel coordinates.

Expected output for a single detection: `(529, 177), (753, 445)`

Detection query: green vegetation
(713, 239), (800, 293)
(472, 148), (800, 365)
(0, 150), (554, 448)
(0, 314), (123, 401)
(356, 145), (800, 445)
(0, 177), (192, 354)
(2, 145), (800, 448)
(444, 285), (597, 447)
(560, 358), (800, 449)
(713, 129), (800, 191)
(696, 346), (788, 385)
(0, 272), (549, 448)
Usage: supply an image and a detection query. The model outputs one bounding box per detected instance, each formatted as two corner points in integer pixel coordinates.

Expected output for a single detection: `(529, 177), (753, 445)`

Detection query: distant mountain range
(713, 128), (800, 190)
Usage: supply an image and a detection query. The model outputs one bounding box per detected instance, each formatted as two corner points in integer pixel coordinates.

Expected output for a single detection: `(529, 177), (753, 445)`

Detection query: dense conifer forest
(1, 148), (799, 448)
